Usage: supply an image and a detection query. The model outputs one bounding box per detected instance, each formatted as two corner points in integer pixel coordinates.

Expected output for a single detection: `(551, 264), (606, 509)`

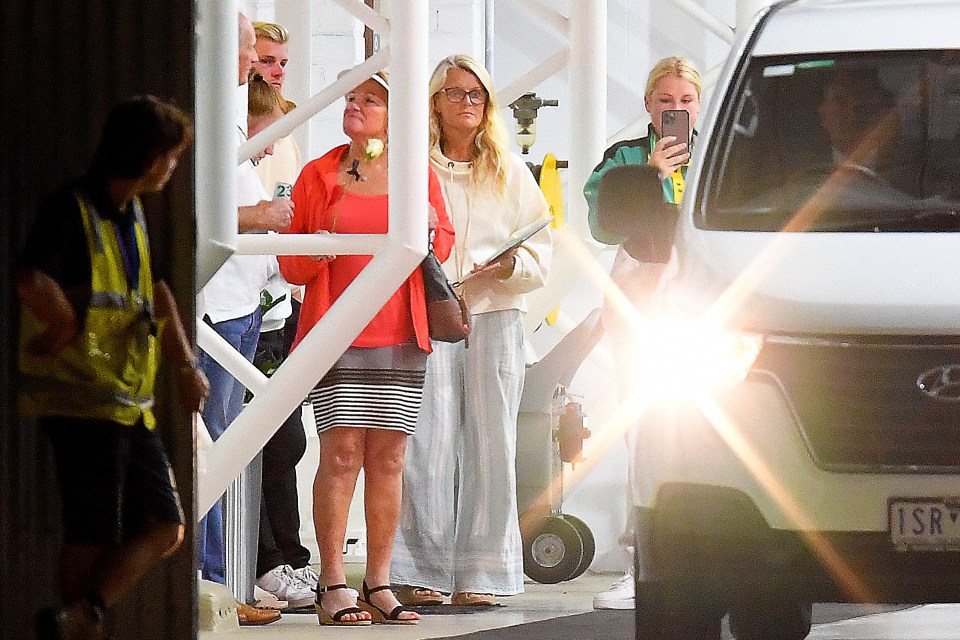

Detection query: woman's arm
(583, 137), (653, 245)
(500, 160), (552, 293)
(279, 163), (331, 285)
(428, 168), (455, 262)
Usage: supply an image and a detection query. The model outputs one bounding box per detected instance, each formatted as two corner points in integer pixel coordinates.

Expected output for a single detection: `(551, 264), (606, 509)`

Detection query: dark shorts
(41, 416), (184, 545)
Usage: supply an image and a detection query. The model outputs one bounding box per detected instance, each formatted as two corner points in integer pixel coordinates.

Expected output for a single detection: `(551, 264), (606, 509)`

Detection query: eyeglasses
(438, 87), (487, 105)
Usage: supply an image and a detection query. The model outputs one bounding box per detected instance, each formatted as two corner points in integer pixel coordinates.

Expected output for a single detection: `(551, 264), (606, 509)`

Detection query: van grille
(753, 338), (960, 473)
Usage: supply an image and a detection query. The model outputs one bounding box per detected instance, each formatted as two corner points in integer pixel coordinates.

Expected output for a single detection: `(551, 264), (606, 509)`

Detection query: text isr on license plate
(889, 498), (960, 551)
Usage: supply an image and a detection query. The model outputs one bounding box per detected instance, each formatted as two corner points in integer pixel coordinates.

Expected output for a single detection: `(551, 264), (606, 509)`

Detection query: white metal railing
(514, 0), (569, 35)
(499, 49), (569, 108)
(196, 0), (429, 518)
(669, 0), (736, 44)
(194, 0), (775, 515)
(607, 0), (774, 145)
(331, 0), (391, 38)
(195, 0), (240, 292)
(508, 0), (606, 334)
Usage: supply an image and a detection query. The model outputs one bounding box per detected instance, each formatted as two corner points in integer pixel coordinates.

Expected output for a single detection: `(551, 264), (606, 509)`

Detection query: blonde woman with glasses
(391, 54), (552, 607)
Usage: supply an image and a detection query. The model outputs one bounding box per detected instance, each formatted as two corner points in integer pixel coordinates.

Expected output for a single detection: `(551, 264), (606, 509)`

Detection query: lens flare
(531, 226), (873, 601)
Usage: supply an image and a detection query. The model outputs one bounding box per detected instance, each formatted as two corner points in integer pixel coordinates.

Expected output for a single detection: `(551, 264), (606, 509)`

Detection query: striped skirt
(308, 344), (427, 436)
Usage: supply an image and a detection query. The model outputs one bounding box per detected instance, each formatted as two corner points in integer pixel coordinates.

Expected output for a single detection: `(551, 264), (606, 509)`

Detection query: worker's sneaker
(256, 564), (316, 608)
(592, 571), (635, 610)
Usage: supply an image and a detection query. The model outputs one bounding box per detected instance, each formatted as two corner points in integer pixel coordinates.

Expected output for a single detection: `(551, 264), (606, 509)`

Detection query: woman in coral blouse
(279, 71), (453, 626)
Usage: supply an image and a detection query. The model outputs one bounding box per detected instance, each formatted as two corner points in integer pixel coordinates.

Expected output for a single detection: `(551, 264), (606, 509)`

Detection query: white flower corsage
(365, 138), (385, 160)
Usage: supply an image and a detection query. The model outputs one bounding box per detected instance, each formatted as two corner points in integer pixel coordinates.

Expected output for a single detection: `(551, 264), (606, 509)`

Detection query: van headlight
(632, 315), (764, 401)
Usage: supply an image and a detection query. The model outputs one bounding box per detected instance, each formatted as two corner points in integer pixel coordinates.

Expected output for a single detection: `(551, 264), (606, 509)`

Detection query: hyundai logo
(917, 365), (960, 402)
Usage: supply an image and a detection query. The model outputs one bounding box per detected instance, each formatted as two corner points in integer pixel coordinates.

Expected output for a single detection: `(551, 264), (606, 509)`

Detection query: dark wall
(1, 2), (198, 638)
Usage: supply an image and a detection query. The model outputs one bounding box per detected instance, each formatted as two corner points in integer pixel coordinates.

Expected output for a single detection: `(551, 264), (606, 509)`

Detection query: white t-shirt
(255, 135), (302, 332)
(255, 135), (302, 196)
(196, 130), (279, 324)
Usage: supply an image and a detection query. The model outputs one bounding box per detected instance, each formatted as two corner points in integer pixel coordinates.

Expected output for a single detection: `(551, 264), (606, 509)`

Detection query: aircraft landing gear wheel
(521, 515), (584, 584)
(560, 514), (595, 580)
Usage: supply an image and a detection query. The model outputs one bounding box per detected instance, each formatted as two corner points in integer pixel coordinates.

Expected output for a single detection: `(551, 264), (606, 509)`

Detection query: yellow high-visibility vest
(19, 190), (160, 428)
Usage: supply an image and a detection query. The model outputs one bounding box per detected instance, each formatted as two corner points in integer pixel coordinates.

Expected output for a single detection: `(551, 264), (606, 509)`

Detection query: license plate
(889, 498), (960, 551)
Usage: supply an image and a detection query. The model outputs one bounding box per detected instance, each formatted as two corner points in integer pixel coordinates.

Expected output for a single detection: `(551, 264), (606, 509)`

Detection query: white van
(596, 1), (960, 638)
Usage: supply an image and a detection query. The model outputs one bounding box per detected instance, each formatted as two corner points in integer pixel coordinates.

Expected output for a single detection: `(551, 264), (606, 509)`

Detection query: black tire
(729, 599), (812, 640)
(561, 514), (596, 580)
(635, 579), (723, 640)
(521, 515), (584, 584)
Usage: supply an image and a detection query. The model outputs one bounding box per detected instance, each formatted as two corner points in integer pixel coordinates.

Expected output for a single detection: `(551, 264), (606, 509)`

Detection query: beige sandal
(397, 585), (445, 606)
(451, 592), (497, 606)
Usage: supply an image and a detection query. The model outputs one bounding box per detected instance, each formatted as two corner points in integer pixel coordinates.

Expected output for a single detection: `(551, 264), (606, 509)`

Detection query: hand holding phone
(660, 109), (690, 156)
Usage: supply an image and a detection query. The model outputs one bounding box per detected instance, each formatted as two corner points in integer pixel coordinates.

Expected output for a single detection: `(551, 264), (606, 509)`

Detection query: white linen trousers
(391, 309), (526, 596)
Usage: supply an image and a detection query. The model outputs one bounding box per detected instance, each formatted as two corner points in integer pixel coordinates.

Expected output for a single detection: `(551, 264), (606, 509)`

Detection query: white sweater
(255, 135), (302, 196)
(255, 135), (302, 332)
(430, 146), (552, 315)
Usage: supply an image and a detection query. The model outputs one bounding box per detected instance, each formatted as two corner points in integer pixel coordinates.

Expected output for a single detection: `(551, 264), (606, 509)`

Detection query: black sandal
(315, 584), (372, 626)
(357, 581), (420, 625)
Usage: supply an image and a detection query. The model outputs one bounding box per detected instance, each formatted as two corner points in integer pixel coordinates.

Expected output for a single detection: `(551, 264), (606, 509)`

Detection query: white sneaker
(292, 565), (319, 592)
(252, 586), (288, 610)
(255, 564), (316, 608)
(593, 572), (635, 610)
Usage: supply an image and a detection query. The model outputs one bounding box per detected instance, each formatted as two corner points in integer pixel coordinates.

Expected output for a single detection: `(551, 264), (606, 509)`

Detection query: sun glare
(537, 222), (874, 601)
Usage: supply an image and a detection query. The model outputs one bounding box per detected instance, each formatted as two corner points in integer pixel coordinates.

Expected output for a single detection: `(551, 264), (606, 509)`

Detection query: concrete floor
(201, 568), (960, 640)
(807, 604), (960, 640)
(202, 570), (609, 640)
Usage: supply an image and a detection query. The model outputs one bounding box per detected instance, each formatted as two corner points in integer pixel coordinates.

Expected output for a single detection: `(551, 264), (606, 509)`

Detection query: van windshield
(703, 52), (960, 232)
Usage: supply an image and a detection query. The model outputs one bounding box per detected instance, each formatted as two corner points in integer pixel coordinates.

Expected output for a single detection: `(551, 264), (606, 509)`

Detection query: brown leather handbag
(421, 248), (470, 344)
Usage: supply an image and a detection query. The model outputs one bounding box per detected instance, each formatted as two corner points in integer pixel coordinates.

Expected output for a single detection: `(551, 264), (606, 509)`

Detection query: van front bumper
(636, 483), (960, 605)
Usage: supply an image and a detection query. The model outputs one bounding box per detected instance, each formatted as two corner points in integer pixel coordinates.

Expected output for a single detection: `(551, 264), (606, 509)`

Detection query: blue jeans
(197, 309), (262, 583)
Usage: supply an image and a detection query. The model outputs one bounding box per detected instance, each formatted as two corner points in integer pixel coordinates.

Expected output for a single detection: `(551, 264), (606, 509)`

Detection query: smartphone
(660, 109), (691, 156)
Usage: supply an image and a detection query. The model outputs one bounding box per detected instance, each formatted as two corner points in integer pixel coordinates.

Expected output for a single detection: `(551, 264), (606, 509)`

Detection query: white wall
(243, 0), (742, 157)
(240, 0), (745, 575)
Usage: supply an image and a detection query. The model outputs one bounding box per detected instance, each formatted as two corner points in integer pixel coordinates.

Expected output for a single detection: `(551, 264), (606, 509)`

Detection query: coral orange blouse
(279, 145), (454, 353)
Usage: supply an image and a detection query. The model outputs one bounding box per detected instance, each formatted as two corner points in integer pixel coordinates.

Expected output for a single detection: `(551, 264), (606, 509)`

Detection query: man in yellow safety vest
(17, 95), (208, 640)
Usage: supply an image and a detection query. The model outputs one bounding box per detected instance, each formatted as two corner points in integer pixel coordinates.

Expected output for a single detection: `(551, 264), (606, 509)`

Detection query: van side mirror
(596, 164), (678, 263)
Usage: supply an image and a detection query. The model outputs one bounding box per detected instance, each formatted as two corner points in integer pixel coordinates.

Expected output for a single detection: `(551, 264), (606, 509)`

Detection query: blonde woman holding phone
(582, 55), (702, 610)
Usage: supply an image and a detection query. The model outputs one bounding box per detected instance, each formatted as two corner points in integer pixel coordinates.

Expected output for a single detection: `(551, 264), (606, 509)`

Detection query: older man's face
(238, 15), (258, 85)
